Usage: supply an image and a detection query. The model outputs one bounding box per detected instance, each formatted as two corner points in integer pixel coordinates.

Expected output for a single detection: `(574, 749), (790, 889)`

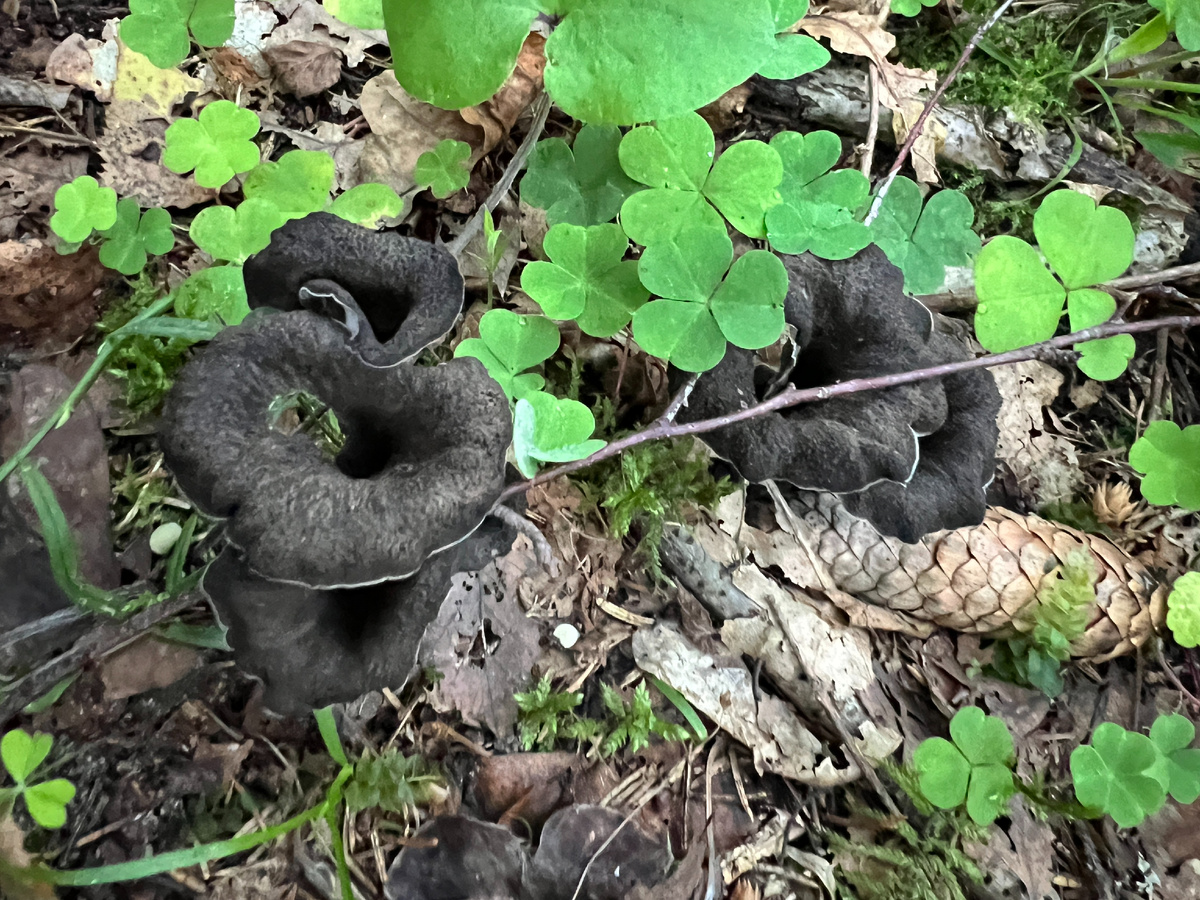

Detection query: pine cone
(791, 491), (1163, 661)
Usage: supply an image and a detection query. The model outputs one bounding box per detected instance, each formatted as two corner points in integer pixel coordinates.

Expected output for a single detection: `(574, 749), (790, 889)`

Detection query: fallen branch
(863, 0), (1018, 225)
(496, 313), (1200, 504)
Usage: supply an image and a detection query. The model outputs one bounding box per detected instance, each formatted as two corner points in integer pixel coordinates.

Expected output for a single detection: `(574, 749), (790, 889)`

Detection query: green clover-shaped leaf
(1035, 189), (1134, 290)
(50, 175), (118, 243)
(328, 183), (405, 227)
(1150, 0), (1200, 50)
(24, 778), (76, 829)
(912, 708), (1016, 825)
(521, 223), (649, 338)
(121, 0), (236, 70)
(974, 191), (1134, 353)
(632, 228), (788, 371)
(891, 0), (939, 17)
(766, 130), (870, 259)
(1167, 572), (1200, 649)
(512, 391), (607, 477)
(869, 177), (980, 293)
(1071, 722), (1169, 828)
(454, 309), (561, 402)
(325, 0), (385, 29)
(619, 113), (782, 239)
(2, 729), (52, 784)
(173, 265), (250, 325)
(1150, 712), (1200, 803)
(189, 198), (286, 263)
(522, 126), (642, 227)
(414, 139), (472, 199)
(759, 1), (829, 79)
(97, 198), (174, 275)
(1129, 421), (1200, 509)
(163, 100), (261, 189)
(913, 737), (971, 809)
(243, 150), (334, 220)
(1066, 289), (1135, 381)
(619, 189), (726, 247)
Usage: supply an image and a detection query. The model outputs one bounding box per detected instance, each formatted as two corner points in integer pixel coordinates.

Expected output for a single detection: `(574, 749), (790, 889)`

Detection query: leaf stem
(863, 0), (1018, 225)
(495, 313), (1200, 503)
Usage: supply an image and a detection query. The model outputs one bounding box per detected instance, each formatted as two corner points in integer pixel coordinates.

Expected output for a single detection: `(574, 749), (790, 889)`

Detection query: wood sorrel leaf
(522, 125), (641, 226)
(243, 150), (335, 219)
(50, 175), (118, 243)
(98, 199), (174, 276)
(1033, 189), (1134, 290)
(512, 391), (606, 477)
(414, 139), (472, 198)
(1067, 289), (1134, 381)
(973, 236), (1065, 353)
(163, 100), (260, 188)
(1129, 421), (1200, 509)
(520, 223), (648, 337)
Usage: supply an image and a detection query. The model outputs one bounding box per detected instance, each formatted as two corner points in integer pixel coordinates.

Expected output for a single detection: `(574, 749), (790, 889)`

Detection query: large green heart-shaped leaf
(631, 299), (726, 372)
(98, 199), (174, 275)
(619, 189), (725, 247)
(709, 249), (788, 349)
(619, 113), (714, 191)
(1129, 421), (1200, 509)
(455, 309), (560, 401)
(1071, 722), (1169, 828)
(189, 198), (286, 263)
(512, 390), (606, 476)
(173, 265), (250, 325)
(243, 150), (334, 219)
(163, 100), (260, 188)
(522, 125), (641, 226)
(1, 729), (52, 784)
(50, 175), (118, 244)
(637, 227), (732, 303)
(703, 140), (783, 238)
(1067, 288), (1135, 381)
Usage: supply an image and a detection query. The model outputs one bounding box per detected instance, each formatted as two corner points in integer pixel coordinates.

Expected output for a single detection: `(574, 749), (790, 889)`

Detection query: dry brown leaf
(99, 635), (203, 701)
(461, 33), (546, 154)
(968, 804), (1058, 900)
(420, 548), (543, 736)
(264, 0), (387, 68)
(98, 118), (219, 209)
(802, 10), (895, 59)
(0, 146), (88, 240)
(264, 40), (343, 98)
(44, 32), (115, 99)
(209, 46), (269, 89)
(352, 70), (485, 195)
(633, 622), (854, 785)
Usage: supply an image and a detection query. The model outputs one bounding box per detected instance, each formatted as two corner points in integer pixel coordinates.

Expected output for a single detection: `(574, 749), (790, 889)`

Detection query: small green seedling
(868, 177), (980, 293)
(1129, 421), (1200, 509)
(325, 0), (385, 29)
(163, 100), (261, 189)
(765, 129), (870, 260)
(189, 198), (286, 263)
(344, 751), (444, 816)
(173, 266), (250, 325)
(890, 0), (939, 17)
(327, 183), (405, 226)
(1, 729), (76, 829)
(1071, 721), (1171, 828)
(912, 706), (1016, 826)
(243, 150), (335, 220)
(522, 124), (641, 227)
(512, 391), (606, 477)
(384, 0), (821, 124)
(414, 139), (472, 198)
(515, 676), (592, 751)
(1152, 713), (1200, 804)
(521, 222), (649, 338)
(50, 175), (118, 244)
(599, 681), (690, 757)
(98, 198), (175, 275)
(121, 0), (236, 69)
(973, 190), (1135, 380)
(618, 112), (782, 240)
(454, 308), (561, 401)
(1167, 572), (1200, 648)
(632, 229), (789, 372)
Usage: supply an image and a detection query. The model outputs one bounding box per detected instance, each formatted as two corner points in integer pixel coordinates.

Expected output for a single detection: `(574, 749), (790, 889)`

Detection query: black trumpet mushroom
(681, 246), (1000, 542)
(159, 215), (515, 712)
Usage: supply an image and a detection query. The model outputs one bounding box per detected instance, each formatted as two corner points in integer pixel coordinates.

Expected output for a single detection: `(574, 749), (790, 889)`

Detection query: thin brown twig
(861, 63), (881, 177)
(922, 259), (1200, 312)
(446, 93), (552, 259)
(863, 0), (1018, 225)
(495, 314), (1200, 504)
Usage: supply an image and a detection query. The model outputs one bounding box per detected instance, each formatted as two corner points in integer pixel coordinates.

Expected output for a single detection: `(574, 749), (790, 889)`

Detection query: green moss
(575, 438), (733, 576)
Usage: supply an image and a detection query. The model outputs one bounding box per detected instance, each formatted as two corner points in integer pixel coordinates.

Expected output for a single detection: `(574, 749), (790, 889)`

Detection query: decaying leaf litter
(1, 0), (1200, 898)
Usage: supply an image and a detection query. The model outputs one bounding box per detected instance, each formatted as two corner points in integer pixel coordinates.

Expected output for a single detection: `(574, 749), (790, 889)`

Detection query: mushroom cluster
(160, 215), (513, 714)
(681, 246), (1001, 542)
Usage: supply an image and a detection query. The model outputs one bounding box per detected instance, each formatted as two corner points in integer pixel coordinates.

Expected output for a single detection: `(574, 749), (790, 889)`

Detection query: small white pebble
(554, 623), (580, 649)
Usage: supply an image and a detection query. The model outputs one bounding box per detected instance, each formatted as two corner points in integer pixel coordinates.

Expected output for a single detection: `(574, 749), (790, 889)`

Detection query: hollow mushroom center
(351, 283), (419, 345)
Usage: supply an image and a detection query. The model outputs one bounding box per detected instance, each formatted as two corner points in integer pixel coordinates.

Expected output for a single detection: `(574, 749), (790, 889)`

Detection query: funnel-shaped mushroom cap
(681, 247), (950, 493)
(160, 310), (511, 588)
(242, 213), (464, 366)
(842, 335), (1001, 541)
(202, 519), (517, 715)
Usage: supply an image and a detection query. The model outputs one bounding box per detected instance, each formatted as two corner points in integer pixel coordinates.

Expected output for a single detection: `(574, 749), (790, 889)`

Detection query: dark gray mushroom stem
(159, 310), (512, 588)
(680, 246), (1000, 541)
(242, 212), (465, 367)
